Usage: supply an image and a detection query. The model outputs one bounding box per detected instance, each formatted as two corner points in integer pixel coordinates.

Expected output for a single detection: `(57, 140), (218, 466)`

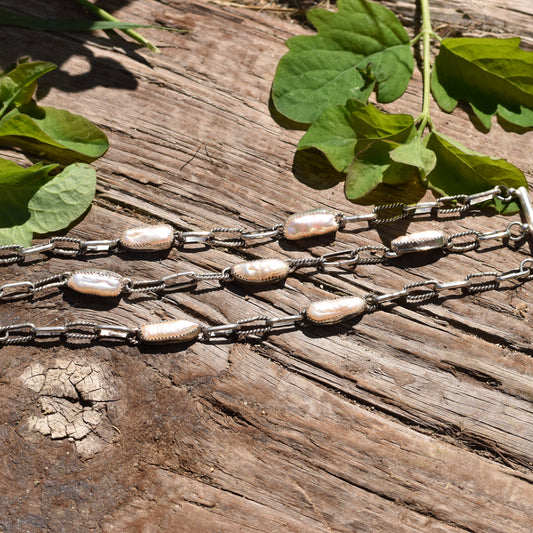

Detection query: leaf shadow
(497, 115), (533, 135)
(292, 148), (346, 190)
(268, 91), (309, 132)
(0, 0), (180, 95)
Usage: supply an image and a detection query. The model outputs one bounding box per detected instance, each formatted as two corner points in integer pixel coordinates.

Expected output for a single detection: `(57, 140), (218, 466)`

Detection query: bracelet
(0, 185), (527, 264)
(0, 185), (531, 347)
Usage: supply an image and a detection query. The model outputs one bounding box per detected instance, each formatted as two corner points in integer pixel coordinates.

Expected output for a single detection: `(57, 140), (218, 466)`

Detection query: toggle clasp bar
(516, 187), (533, 235)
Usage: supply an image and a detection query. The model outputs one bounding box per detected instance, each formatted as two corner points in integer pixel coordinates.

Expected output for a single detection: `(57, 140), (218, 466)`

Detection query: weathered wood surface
(0, 0), (532, 531)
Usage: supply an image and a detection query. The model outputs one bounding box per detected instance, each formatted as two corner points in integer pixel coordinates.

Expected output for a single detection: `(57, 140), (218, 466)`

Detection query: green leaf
(424, 132), (527, 213)
(431, 37), (533, 129)
(0, 159), (58, 230)
(271, 0), (414, 123)
(298, 99), (414, 172)
(390, 138), (437, 179)
(0, 60), (56, 115)
(345, 140), (417, 200)
(0, 103), (109, 163)
(0, 161), (96, 245)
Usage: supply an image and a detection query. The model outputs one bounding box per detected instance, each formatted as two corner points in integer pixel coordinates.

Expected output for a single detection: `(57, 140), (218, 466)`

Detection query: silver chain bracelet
(0, 185), (532, 347)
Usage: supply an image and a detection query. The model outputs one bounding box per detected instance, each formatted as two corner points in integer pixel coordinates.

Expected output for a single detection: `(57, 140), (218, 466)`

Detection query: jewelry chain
(0, 185), (531, 347)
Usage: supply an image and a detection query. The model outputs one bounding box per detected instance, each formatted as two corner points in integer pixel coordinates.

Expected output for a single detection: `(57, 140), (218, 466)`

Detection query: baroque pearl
(231, 258), (289, 284)
(306, 296), (367, 325)
(120, 224), (174, 251)
(67, 270), (123, 297)
(284, 209), (339, 240)
(391, 230), (448, 255)
(139, 319), (201, 343)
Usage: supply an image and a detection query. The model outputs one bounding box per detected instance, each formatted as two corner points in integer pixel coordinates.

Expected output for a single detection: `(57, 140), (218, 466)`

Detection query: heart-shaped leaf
(390, 138), (437, 179)
(0, 103), (109, 163)
(424, 132), (527, 213)
(271, 0), (414, 124)
(431, 37), (533, 130)
(298, 99), (414, 172)
(345, 140), (417, 200)
(0, 161), (97, 246)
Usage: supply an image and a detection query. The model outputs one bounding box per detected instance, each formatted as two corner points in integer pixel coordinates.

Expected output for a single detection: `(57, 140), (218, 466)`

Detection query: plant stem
(73, 0), (160, 53)
(416, 0), (434, 134)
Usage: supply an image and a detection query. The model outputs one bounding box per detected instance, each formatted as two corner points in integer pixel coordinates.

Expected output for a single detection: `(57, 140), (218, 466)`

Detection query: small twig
(73, 0), (160, 53)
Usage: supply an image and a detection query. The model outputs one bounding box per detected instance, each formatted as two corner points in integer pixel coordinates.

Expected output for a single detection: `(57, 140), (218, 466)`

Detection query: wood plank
(0, 1), (532, 531)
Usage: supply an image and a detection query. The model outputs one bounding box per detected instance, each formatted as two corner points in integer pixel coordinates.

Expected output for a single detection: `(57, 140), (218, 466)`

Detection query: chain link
(1, 250), (530, 346)
(0, 187), (523, 267)
(0, 320), (139, 345)
(371, 186), (505, 225)
(0, 273), (70, 301)
(199, 312), (304, 341)
(366, 258), (533, 309)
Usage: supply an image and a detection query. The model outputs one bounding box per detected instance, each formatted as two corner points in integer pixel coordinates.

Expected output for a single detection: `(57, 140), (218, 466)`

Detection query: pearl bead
(306, 296), (367, 325)
(139, 319), (201, 343)
(120, 224), (174, 251)
(67, 270), (123, 297)
(284, 210), (339, 240)
(231, 258), (290, 284)
(391, 230), (448, 255)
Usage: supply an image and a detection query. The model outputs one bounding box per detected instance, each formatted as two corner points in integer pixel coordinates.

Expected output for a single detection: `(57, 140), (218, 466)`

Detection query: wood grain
(0, 1), (532, 531)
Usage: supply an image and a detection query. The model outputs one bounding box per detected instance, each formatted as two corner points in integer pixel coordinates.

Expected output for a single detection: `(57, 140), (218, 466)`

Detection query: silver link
(0, 245), (24, 265)
(208, 228), (245, 248)
(33, 273), (70, 293)
(18, 242), (56, 256)
(33, 326), (68, 339)
(320, 249), (360, 267)
(95, 324), (138, 342)
(339, 213), (377, 224)
(267, 313), (304, 329)
(63, 321), (99, 342)
(0, 281), (35, 300)
(288, 256), (325, 270)
(371, 289), (409, 305)
(372, 202), (408, 224)
(201, 322), (241, 339)
(495, 186), (516, 203)
(236, 316), (272, 337)
(320, 246), (391, 268)
(435, 279), (472, 291)
(242, 224), (284, 241)
(507, 221), (529, 242)
(519, 258), (533, 276)
(496, 268), (529, 282)
(467, 187), (501, 206)
(435, 194), (470, 215)
(446, 230), (481, 252)
(464, 271), (500, 293)
(178, 231), (213, 245)
(0, 323), (36, 344)
(404, 280), (440, 303)
(126, 278), (166, 293)
(191, 269), (233, 282)
(159, 271), (198, 291)
(355, 245), (394, 264)
(49, 237), (84, 256)
(402, 201), (439, 216)
(79, 239), (119, 253)
(476, 228), (512, 242)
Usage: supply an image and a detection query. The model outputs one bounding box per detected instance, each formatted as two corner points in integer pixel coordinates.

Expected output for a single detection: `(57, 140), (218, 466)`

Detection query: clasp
(515, 186), (533, 235)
